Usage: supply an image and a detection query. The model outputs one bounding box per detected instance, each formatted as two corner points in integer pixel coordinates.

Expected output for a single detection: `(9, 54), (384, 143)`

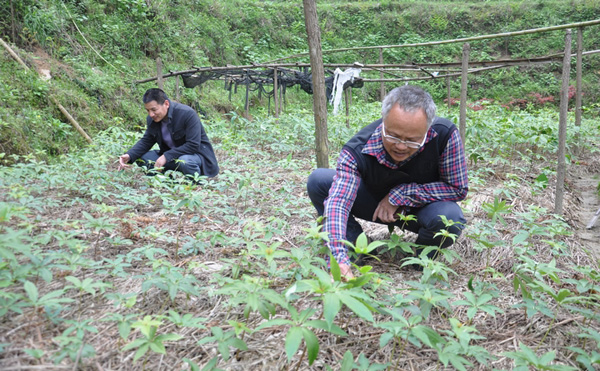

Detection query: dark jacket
(343, 117), (456, 200)
(126, 101), (219, 177)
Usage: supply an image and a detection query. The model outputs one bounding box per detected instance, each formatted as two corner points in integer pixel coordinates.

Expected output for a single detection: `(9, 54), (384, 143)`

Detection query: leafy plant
(256, 305), (347, 366)
(122, 315), (183, 364)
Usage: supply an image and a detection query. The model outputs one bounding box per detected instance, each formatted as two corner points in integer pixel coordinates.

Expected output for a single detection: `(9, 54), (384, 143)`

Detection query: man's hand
(373, 195), (400, 223)
(118, 154), (131, 170)
(338, 263), (354, 280)
(154, 155), (167, 170)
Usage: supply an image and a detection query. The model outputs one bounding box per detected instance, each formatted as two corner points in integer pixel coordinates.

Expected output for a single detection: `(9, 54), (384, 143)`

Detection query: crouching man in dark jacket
(118, 88), (219, 179)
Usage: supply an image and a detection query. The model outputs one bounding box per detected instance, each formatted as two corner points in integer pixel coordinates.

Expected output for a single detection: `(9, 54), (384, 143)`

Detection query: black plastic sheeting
(181, 68), (363, 101)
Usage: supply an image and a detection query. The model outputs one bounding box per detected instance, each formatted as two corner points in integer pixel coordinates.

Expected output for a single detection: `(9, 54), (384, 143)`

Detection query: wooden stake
(303, 0), (329, 168)
(575, 27), (583, 127)
(50, 97), (93, 144)
(0, 37), (92, 144)
(555, 29), (572, 215)
(273, 67), (279, 118)
(446, 76), (451, 110)
(379, 47), (385, 101)
(0, 37), (29, 71)
(459, 43), (470, 144)
(156, 57), (164, 90)
(345, 87), (350, 128)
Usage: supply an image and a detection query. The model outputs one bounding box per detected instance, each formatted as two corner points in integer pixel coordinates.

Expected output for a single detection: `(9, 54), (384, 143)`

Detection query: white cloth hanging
(329, 67), (361, 115)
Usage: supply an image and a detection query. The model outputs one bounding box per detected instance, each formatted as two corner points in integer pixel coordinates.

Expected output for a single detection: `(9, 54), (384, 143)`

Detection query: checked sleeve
(322, 149), (362, 266)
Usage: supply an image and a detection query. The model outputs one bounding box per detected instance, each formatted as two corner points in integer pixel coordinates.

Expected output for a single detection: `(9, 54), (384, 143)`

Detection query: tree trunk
(303, 0), (329, 168)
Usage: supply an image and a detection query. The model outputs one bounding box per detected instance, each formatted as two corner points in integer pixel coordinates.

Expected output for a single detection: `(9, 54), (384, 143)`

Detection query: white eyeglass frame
(381, 124), (427, 149)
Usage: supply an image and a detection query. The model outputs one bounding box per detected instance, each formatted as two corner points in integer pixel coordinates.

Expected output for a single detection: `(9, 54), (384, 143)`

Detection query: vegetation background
(1, 1), (600, 370)
(1, 0), (600, 160)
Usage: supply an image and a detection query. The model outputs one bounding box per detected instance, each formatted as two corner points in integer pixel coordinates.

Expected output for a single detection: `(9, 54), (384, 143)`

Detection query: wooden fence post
(379, 47), (385, 101)
(244, 70), (250, 118)
(303, 0), (329, 168)
(345, 87), (351, 127)
(459, 43), (470, 144)
(446, 76), (451, 110)
(575, 27), (583, 127)
(273, 67), (279, 118)
(156, 57), (164, 90)
(175, 75), (180, 101)
(555, 29), (572, 215)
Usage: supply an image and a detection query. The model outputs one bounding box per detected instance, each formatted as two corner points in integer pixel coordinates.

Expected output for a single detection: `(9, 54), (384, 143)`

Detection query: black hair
(142, 88), (169, 105)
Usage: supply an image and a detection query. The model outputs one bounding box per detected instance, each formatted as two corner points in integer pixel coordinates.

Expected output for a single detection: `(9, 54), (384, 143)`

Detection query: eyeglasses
(381, 124), (426, 149)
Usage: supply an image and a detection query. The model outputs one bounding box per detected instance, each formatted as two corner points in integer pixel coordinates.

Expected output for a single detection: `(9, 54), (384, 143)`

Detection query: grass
(0, 102), (599, 370)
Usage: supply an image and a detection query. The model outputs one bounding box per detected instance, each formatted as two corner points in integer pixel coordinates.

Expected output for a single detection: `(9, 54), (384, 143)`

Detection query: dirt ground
(573, 167), (600, 258)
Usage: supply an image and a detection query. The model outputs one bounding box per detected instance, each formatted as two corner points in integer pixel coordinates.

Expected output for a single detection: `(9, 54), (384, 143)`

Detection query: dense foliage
(1, 0), (600, 159)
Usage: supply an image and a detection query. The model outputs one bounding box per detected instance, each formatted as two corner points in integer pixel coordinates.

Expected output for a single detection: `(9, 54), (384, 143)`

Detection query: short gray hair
(381, 85), (436, 127)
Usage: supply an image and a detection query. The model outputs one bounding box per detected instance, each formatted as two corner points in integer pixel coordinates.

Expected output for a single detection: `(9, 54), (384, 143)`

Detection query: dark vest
(343, 117), (457, 199)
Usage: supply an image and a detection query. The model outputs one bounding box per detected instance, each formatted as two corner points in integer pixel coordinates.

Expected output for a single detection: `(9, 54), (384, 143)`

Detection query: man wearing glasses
(307, 85), (468, 278)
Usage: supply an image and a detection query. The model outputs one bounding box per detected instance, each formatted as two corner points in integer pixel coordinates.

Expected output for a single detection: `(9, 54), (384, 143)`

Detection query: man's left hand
(154, 155), (167, 170)
(373, 195), (400, 223)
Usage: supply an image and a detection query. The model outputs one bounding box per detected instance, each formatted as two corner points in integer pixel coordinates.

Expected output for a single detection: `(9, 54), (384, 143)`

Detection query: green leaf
(218, 342), (230, 360)
(24, 281), (38, 303)
(304, 320), (347, 336)
(122, 338), (147, 351)
(255, 318), (292, 330)
(379, 332), (394, 348)
(539, 350), (556, 365)
(285, 327), (303, 361)
(512, 231), (529, 245)
(323, 292), (341, 326)
(337, 293), (373, 322)
(330, 253), (341, 282)
(133, 343), (150, 362)
(301, 327), (319, 365)
(118, 321), (131, 340)
(411, 325), (445, 348)
(341, 350), (354, 371)
(149, 341), (166, 354)
(157, 333), (183, 342)
(228, 337), (248, 351)
(467, 275), (474, 292)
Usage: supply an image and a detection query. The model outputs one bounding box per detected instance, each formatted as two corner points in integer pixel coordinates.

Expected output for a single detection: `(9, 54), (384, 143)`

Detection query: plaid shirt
(323, 123), (468, 265)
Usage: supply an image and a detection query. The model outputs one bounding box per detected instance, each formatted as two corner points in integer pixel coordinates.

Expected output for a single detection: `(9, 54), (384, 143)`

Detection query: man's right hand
(338, 263), (355, 281)
(118, 154), (131, 170)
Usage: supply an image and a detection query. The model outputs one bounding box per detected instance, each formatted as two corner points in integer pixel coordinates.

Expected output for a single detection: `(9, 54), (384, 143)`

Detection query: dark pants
(137, 150), (203, 177)
(307, 168), (466, 250)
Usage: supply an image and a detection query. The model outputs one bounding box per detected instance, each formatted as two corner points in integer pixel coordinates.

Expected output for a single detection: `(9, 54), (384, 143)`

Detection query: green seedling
(197, 326), (247, 362)
(503, 343), (578, 371)
(256, 305), (347, 366)
(340, 350), (390, 371)
(122, 315), (183, 363)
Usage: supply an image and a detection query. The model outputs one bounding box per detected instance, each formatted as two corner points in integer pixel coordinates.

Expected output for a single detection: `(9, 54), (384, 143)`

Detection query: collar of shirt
(361, 123), (437, 169)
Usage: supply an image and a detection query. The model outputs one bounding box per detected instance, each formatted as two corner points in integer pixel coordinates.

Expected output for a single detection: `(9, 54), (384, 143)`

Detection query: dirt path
(574, 174), (600, 259)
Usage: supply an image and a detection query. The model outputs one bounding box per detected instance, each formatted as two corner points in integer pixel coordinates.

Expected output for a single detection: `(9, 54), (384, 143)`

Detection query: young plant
(122, 315), (183, 364)
(503, 343), (578, 371)
(340, 350), (390, 371)
(197, 326), (247, 362)
(256, 304), (347, 367)
(453, 277), (504, 324)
